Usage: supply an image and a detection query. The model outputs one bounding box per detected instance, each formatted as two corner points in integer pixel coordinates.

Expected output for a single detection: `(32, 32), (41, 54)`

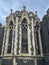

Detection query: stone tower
(1, 6), (43, 65)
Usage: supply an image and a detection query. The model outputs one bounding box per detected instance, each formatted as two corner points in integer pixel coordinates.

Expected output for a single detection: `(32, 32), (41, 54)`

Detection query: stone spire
(23, 5), (26, 11)
(35, 11), (37, 16)
(11, 9), (13, 14)
(46, 8), (49, 14)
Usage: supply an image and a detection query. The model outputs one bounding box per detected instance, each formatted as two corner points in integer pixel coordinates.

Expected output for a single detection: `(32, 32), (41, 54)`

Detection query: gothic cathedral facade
(0, 6), (44, 65)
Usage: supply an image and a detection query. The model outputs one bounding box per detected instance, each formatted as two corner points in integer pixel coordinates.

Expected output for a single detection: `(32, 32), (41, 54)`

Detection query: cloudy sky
(0, 0), (49, 25)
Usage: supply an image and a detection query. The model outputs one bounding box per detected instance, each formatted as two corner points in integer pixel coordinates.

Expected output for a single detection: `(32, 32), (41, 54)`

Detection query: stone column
(4, 28), (9, 55)
(11, 28), (14, 55)
(19, 23), (21, 55)
(34, 58), (37, 65)
(31, 18), (37, 65)
(28, 21), (32, 55)
(35, 31), (38, 55)
(14, 17), (18, 55)
(13, 17), (18, 65)
(38, 28), (43, 56)
(31, 18), (36, 56)
(13, 57), (17, 65)
(1, 27), (6, 55)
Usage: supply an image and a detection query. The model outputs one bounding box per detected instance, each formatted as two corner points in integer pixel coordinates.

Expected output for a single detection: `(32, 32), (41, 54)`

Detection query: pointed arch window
(7, 21), (13, 53)
(21, 18), (28, 53)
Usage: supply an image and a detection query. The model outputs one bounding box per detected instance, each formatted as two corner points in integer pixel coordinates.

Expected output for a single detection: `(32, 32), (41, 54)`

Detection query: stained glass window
(7, 21), (13, 53)
(21, 18), (28, 53)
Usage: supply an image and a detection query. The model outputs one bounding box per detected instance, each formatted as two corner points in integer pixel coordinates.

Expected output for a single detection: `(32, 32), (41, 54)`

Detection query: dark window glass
(7, 21), (13, 53)
(7, 30), (13, 53)
(36, 31), (40, 55)
(21, 18), (28, 53)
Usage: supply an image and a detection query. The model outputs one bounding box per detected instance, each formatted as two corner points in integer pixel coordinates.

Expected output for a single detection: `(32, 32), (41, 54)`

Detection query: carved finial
(35, 11), (37, 16)
(46, 8), (49, 14)
(23, 5), (26, 11)
(11, 9), (13, 13)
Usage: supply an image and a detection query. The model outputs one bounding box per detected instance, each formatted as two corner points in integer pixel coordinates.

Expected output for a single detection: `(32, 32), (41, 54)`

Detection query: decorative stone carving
(47, 8), (49, 14)
(23, 59), (28, 63)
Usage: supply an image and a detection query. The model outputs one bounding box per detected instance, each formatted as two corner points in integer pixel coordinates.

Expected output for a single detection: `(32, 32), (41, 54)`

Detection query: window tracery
(21, 18), (28, 53)
(7, 21), (13, 53)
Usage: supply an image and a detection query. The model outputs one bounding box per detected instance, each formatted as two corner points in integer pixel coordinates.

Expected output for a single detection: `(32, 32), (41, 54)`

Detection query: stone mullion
(28, 21), (32, 55)
(34, 58), (37, 65)
(11, 28), (14, 55)
(34, 31), (38, 55)
(1, 27), (6, 55)
(38, 29), (43, 56)
(4, 28), (9, 55)
(13, 17), (18, 65)
(32, 19), (37, 65)
(30, 21), (33, 55)
(32, 18), (36, 56)
(13, 57), (17, 65)
(19, 24), (21, 55)
(31, 18), (37, 65)
(14, 17), (18, 55)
